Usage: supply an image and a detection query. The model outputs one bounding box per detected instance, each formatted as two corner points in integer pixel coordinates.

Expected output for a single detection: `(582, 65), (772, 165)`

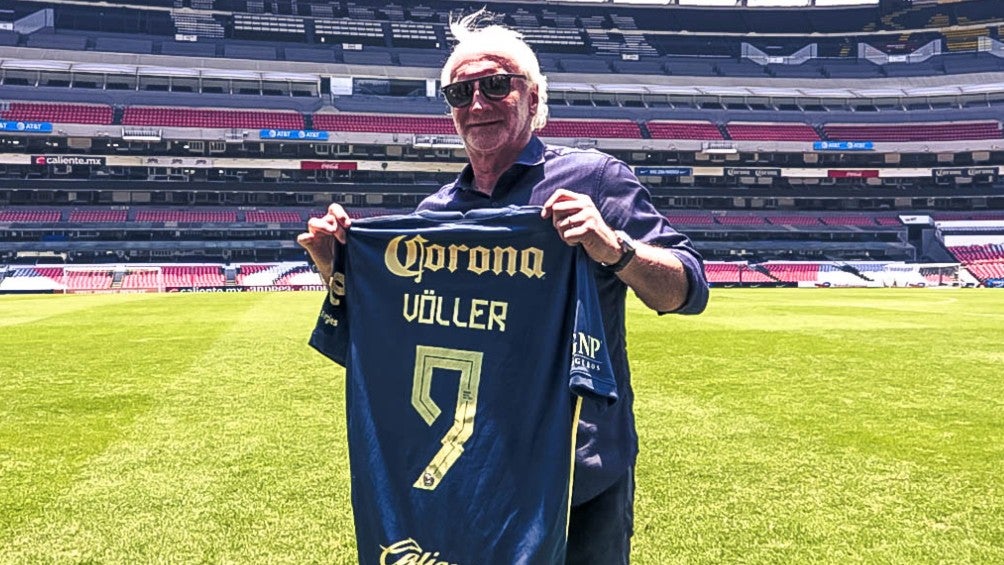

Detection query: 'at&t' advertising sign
(260, 129), (329, 141)
(0, 121), (53, 133)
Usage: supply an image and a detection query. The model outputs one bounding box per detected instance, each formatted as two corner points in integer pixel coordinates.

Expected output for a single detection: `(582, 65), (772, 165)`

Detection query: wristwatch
(600, 230), (636, 273)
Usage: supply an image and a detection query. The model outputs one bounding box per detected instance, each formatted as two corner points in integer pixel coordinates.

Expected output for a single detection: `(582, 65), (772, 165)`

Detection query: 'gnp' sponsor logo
(379, 538), (458, 565)
(571, 331), (606, 373)
(384, 235), (545, 283)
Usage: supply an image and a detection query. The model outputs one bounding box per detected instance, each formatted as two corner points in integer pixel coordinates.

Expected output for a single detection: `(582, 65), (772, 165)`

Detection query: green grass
(1, 289), (1002, 563)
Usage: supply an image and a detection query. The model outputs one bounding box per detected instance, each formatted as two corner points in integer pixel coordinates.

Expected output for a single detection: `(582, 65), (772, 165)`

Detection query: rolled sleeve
(597, 158), (709, 315)
(664, 248), (709, 315)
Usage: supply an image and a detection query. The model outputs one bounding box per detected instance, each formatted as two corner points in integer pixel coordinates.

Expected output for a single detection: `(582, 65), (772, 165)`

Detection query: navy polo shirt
(417, 135), (709, 505)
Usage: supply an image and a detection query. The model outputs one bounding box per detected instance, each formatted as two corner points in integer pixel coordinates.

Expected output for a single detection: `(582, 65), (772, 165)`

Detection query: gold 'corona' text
(385, 235), (545, 283)
(379, 538), (458, 565)
(403, 290), (507, 332)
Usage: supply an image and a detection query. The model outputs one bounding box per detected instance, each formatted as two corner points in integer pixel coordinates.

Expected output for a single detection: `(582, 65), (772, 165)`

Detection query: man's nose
(468, 85), (490, 110)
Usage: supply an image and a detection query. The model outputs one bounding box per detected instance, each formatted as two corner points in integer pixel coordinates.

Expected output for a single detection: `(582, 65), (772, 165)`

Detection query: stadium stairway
(224, 265), (237, 287)
(750, 263), (781, 282)
(838, 263), (873, 282)
(637, 120), (652, 139)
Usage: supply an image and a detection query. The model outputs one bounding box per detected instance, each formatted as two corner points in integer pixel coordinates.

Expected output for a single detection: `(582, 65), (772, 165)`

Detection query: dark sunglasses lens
(444, 81), (474, 107)
(481, 75), (512, 98)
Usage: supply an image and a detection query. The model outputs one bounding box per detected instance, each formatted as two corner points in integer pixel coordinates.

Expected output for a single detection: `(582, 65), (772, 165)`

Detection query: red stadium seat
(0, 209), (62, 222)
(726, 122), (820, 141)
(823, 121), (1001, 142)
(0, 102), (113, 125)
(647, 120), (723, 140)
(313, 113), (456, 134)
(123, 106), (304, 129)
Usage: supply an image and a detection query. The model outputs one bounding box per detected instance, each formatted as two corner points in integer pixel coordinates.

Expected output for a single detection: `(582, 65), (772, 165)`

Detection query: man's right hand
(296, 203), (352, 283)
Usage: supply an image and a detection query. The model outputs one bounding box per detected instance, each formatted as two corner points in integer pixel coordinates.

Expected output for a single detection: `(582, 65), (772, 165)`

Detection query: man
(299, 9), (709, 564)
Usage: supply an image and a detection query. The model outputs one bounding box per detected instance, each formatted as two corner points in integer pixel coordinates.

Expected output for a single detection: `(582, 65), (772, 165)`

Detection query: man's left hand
(541, 189), (622, 266)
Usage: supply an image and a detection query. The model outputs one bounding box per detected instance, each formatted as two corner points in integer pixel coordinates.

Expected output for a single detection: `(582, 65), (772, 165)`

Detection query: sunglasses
(441, 73), (527, 108)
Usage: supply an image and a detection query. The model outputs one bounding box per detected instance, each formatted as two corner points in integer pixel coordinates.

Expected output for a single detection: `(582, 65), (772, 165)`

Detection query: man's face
(447, 55), (538, 156)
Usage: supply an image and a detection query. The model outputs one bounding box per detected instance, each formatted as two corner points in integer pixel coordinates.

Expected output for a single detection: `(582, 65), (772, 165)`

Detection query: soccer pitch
(1, 289), (1001, 563)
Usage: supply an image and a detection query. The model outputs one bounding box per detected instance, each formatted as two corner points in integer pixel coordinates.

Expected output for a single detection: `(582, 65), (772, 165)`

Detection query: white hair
(441, 9), (549, 131)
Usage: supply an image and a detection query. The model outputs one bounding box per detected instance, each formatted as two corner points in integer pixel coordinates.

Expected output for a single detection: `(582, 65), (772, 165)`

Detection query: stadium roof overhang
(0, 59), (318, 83)
(551, 80), (1004, 99)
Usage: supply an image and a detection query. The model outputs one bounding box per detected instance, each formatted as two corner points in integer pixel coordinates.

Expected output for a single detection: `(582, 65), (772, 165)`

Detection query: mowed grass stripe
(0, 293), (233, 541)
(1, 289), (1002, 563)
(1, 293), (355, 563)
(631, 289), (1003, 563)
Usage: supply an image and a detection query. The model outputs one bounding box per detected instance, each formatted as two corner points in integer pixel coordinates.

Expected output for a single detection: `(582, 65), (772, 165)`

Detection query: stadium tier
(67, 210), (128, 222)
(236, 263), (323, 287)
(244, 210), (303, 223)
(947, 242), (1004, 284)
(725, 123), (821, 142)
(950, 243), (1004, 263)
(823, 122), (1003, 142)
(962, 262), (1004, 281)
(647, 121), (724, 140)
(0, 102), (114, 125)
(312, 113), (456, 135)
(538, 120), (643, 139)
(664, 213), (716, 225)
(766, 216), (823, 226)
(123, 107), (305, 129)
(0, 209), (62, 222)
(133, 210), (238, 223)
(715, 215), (768, 226)
(763, 263), (822, 282)
(0, 0), (1002, 286)
(820, 216), (881, 227)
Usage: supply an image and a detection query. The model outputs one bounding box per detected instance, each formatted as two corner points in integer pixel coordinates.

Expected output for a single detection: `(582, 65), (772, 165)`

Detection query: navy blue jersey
(310, 207), (616, 565)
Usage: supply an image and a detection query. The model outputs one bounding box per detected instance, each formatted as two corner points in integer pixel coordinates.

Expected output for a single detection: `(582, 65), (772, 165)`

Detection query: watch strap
(601, 230), (636, 273)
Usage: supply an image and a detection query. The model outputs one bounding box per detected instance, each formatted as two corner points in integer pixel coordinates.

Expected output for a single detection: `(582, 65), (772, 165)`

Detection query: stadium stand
(0, 0), (1002, 289)
(823, 122), (1002, 142)
(1, 102), (114, 125)
(68, 210), (128, 222)
(0, 209), (62, 222)
(245, 210), (303, 223)
(123, 107), (305, 129)
(134, 210), (238, 223)
(821, 216), (880, 227)
(313, 113), (455, 134)
(647, 121), (724, 140)
(538, 120), (642, 139)
(763, 263), (822, 283)
(726, 123), (820, 141)
(767, 216), (823, 226)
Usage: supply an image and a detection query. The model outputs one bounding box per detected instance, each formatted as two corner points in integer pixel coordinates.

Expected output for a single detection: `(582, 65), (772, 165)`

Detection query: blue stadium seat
(284, 47), (336, 63)
(160, 41), (217, 57)
(95, 37), (152, 55)
(26, 33), (87, 51)
(224, 44), (278, 61)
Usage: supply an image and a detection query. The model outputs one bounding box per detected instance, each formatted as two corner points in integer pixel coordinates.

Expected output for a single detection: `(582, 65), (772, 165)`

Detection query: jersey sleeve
(568, 248), (618, 405)
(308, 239), (349, 367)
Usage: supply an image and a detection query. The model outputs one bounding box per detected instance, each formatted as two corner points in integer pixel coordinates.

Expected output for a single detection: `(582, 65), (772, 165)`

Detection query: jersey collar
(452, 136), (546, 196)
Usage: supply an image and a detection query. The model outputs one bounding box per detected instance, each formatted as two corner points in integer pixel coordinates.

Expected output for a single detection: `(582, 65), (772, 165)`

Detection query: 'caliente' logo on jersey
(384, 235), (545, 283)
(379, 538), (458, 565)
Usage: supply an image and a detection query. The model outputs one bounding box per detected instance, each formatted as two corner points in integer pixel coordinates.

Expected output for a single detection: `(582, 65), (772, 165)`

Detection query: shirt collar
(452, 135), (546, 193)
